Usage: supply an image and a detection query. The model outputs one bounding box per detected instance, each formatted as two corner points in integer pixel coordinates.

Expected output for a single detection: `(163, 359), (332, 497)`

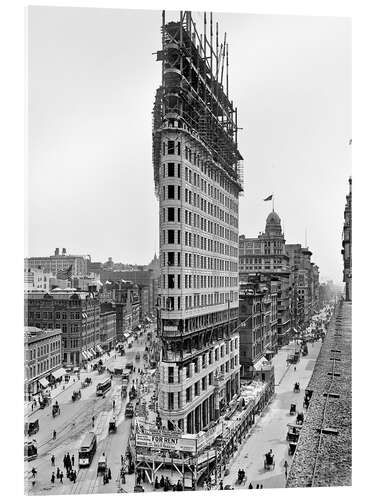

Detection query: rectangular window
(168, 163), (174, 177)
(168, 230), (175, 244)
(167, 252), (175, 266)
(167, 207), (175, 221)
(168, 366), (174, 383)
(167, 185), (175, 199)
(168, 274), (175, 289)
(168, 141), (175, 155)
(168, 392), (174, 410)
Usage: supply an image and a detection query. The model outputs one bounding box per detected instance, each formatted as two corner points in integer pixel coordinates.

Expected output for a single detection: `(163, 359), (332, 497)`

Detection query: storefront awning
(51, 368), (66, 379)
(39, 377), (49, 388)
(85, 350), (93, 360)
(81, 351), (88, 360)
(89, 348), (96, 356)
(253, 356), (269, 371)
(96, 345), (104, 354)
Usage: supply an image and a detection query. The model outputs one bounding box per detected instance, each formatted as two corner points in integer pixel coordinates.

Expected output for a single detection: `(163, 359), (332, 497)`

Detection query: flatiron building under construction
(153, 11), (244, 433)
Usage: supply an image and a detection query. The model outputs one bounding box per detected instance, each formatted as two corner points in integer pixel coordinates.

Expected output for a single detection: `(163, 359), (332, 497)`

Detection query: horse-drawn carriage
(286, 424), (300, 442)
(97, 455), (107, 476)
(39, 395), (50, 409)
(293, 382), (300, 393)
(296, 412), (304, 425)
(81, 377), (92, 389)
(52, 402), (60, 418)
(108, 416), (117, 433)
(25, 419), (39, 437)
(24, 440), (38, 461)
(264, 452), (275, 470)
(129, 386), (137, 401)
(72, 390), (82, 402)
(290, 403), (296, 415)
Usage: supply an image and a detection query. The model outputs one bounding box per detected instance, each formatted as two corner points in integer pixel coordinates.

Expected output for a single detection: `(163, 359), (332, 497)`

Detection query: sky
(26, 6), (351, 283)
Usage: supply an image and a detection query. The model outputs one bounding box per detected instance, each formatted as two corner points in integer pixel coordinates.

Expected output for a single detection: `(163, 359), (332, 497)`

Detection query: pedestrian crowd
(50, 451), (78, 486)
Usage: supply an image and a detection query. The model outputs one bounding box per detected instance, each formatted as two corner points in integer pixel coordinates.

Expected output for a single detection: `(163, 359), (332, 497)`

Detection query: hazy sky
(27, 7), (351, 282)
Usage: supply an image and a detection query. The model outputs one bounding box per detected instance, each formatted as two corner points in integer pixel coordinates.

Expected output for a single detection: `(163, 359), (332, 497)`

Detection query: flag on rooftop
(56, 264), (73, 280)
(264, 194), (273, 201)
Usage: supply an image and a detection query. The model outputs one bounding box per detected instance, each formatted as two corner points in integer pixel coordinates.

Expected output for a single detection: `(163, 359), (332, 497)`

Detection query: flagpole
(272, 193), (274, 212)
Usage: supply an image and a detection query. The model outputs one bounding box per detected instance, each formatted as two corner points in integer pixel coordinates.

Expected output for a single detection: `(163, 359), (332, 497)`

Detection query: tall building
(342, 177), (352, 301)
(25, 247), (90, 276)
(238, 274), (277, 379)
(239, 210), (291, 346)
(152, 11), (243, 432)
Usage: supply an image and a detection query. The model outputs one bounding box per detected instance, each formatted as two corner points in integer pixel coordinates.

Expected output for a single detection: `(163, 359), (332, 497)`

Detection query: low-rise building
(25, 289), (101, 367)
(25, 247), (90, 276)
(24, 326), (62, 400)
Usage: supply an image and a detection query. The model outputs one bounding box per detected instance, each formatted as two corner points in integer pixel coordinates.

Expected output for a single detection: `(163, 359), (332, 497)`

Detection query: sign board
(163, 326), (178, 332)
(136, 433), (196, 453)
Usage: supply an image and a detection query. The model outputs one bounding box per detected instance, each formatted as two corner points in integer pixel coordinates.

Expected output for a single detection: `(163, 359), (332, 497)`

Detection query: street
(25, 325), (156, 495)
(222, 338), (323, 489)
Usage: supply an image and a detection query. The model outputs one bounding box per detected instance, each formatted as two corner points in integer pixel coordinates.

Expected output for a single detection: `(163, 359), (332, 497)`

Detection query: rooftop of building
(287, 301), (352, 487)
(24, 326), (62, 343)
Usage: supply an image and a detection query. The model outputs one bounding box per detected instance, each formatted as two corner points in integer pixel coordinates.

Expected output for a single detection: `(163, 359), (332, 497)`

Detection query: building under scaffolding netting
(152, 10), (244, 197)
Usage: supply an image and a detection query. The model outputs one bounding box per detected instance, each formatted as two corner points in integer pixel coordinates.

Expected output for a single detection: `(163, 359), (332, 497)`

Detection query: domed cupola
(265, 210), (282, 235)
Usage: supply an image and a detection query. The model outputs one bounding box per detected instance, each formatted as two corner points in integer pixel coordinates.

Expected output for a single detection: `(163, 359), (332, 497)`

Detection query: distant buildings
(25, 247), (90, 276)
(342, 177), (352, 301)
(24, 326), (62, 400)
(239, 210), (291, 348)
(24, 268), (54, 292)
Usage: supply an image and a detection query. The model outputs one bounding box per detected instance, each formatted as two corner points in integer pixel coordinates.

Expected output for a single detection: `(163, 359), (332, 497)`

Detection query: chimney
(62, 248), (66, 255)
(55, 248), (59, 256)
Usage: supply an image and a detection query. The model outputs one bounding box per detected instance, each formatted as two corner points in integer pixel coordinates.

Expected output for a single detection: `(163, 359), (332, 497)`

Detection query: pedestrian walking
(121, 454), (124, 466)
(108, 468), (112, 480)
(51, 454), (55, 466)
(284, 460), (288, 479)
(51, 472), (55, 484)
(59, 471), (64, 483)
(71, 454), (75, 467)
(56, 467), (60, 478)
(92, 415), (95, 427)
(63, 454), (67, 469)
(31, 467), (37, 478)
(53, 429), (56, 440)
(66, 452), (72, 471)
(256, 484), (259, 489)
(219, 480), (223, 490)
(260, 485), (263, 489)
(248, 482), (253, 489)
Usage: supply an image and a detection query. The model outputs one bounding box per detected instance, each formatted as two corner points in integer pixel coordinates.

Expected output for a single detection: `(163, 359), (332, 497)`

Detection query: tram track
(69, 386), (123, 495)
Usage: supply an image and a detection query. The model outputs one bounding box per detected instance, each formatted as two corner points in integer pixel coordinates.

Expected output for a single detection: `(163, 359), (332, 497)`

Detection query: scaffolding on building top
(152, 11), (244, 197)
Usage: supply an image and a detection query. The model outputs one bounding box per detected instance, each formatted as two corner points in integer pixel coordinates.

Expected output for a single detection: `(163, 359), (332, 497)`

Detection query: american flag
(56, 264), (73, 280)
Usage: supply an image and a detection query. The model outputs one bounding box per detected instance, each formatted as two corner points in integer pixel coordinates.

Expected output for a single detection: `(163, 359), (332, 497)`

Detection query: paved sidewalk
(222, 340), (322, 489)
(24, 349), (118, 420)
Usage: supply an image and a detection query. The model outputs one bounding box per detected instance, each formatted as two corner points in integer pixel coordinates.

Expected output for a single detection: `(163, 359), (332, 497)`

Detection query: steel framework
(152, 10), (243, 196)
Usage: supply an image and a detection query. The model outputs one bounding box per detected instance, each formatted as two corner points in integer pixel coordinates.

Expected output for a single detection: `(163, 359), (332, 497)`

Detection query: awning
(81, 351), (88, 360)
(85, 350), (92, 360)
(90, 348), (96, 356)
(51, 368), (66, 379)
(96, 345), (104, 354)
(253, 356), (269, 371)
(39, 377), (49, 388)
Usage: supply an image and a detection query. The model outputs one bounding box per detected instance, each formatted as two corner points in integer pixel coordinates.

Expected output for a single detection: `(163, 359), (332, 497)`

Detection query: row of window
(161, 229), (238, 258)
(183, 209), (237, 243)
(162, 140), (239, 200)
(162, 273), (238, 290)
(29, 340), (61, 360)
(164, 357), (239, 410)
(28, 354), (61, 379)
(161, 291), (237, 311)
(162, 251), (238, 272)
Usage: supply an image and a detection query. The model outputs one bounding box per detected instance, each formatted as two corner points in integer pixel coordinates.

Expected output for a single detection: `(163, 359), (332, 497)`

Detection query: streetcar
(96, 378), (112, 396)
(78, 432), (97, 467)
